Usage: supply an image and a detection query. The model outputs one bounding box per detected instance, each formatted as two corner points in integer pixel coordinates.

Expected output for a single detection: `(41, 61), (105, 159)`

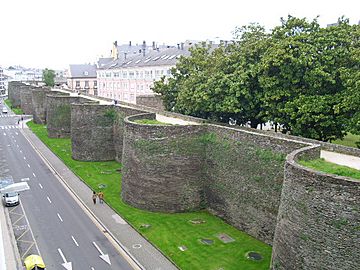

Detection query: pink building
(97, 43), (190, 104)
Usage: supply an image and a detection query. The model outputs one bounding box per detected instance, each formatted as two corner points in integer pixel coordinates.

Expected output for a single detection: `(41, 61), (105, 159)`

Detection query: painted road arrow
(58, 248), (73, 270)
(93, 241), (111, 265)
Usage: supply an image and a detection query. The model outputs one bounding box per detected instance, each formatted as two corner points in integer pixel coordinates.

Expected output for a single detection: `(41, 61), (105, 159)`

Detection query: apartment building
(67, 64), (97, 95)
(0, 67), (5, 96)
(97, 44), (190, 104)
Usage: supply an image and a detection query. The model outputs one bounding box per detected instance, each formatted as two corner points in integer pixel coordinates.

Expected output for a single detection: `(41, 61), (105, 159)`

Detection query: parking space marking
(33, 172), (36, 177)
(38, 183), (43, 189)
(47, 196), (52, 204)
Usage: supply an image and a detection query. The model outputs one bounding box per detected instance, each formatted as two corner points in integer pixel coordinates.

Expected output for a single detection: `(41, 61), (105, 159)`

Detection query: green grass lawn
(333, 133), (360, 149)
(299, 158), (360, 181)
(134, 119), (172, 125)
(27, 121), (272, 270)
(4, 99), (24, 115)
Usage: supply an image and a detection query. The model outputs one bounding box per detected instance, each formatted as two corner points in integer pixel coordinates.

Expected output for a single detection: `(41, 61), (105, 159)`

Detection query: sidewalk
(21, 127), (178, 270)
(0, 203), (21, 270)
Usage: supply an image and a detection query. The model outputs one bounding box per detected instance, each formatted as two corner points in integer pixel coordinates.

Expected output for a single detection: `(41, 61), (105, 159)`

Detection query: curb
(20, 125), (145, 270)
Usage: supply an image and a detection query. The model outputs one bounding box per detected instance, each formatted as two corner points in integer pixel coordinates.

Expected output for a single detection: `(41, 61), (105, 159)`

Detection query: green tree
(42, 68), (55, 87)
(260, 16), (360, 141)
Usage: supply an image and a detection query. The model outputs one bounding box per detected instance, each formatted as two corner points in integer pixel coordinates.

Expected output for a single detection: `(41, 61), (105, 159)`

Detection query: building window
(129, 71), (134, 79)
(75, 80), (80, 89)
(106, 72), (111, 77)
(122, 71), (128, 78)
(84, 81), (89, 89)
(113, 72), (119, 77)
(94, 80), (97, 88)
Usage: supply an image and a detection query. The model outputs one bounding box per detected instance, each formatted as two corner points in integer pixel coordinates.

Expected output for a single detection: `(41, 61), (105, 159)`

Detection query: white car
(2, 107), (8, 114)
(2, 192), (19, 206)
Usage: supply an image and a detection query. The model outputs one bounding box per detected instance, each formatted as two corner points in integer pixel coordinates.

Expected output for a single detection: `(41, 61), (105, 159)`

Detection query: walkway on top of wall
(321, 150), (360, 170)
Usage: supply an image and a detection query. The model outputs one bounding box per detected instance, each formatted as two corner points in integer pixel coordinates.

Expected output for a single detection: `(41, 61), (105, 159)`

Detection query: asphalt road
(0, 108), (134, 269)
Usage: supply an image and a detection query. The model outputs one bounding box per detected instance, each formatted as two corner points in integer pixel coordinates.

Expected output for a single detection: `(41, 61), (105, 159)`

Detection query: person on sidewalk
(98, 191), (104, 204)
(92, 191), (97, 204)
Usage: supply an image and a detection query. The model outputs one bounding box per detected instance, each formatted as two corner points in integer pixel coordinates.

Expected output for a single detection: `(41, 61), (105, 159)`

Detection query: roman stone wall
(113, 106), (148, 162)
(271, 145), (360, 270)
(46, 94), (85, 138)
(8, 81), (25, 108)
(121, 114), (206, 212)
(136, 94), (164, 111)
(204, 124), (306, 245)
(32, 88), (52, 124)
(20, 85), (34, 115)
(71, 103), (116, 161)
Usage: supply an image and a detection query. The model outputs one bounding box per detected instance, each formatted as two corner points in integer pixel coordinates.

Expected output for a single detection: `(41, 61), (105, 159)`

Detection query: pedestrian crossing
(0, 125), (25, 129)
(0, 114), (16, 117)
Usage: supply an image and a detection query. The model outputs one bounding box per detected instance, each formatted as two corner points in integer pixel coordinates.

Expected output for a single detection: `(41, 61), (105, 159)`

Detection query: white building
(0, 67), (5, 96)
(97, 43), (190, 104)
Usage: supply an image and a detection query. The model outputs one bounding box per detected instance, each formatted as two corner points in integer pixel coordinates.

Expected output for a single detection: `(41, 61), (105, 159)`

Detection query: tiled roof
(99, 47), (190, 70)
(69, 64), (97, 78)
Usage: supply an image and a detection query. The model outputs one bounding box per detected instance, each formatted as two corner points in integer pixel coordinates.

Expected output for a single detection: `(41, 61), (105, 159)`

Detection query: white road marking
(16, 144), (19, 147)
(58, 248), (72, 270)
(3, 133), (5, 136)
(93, 242), (111, 265)
(14, 139), (16, 142)
(19, 150), (22, 153)
(33, 172), (36, 177)
(27, 164), (30, 168)
(21, 178), (30, 181)
(38, 183), (43, 189)
(47, 196), (52, 204)
(71, 235), (79, 247)
(57, 213), (63, 222)
(15, 132), (18, 135)
(23, 156), (26, 160)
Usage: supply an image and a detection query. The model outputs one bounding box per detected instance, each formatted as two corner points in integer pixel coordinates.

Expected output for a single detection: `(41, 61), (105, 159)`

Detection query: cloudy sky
(0, 0), (359, 70)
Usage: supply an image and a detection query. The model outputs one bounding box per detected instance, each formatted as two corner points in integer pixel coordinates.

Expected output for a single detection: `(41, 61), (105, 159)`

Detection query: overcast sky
(0, 0), (359, 70)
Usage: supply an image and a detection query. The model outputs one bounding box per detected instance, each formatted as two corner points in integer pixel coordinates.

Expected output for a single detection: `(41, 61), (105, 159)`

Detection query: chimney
(152, 41), (156, 50)
(129, 41), (132, 46)
(180, 42), (184, 50)
(177, 43), (180, 49)
(124, 52), (127, 60)
(142, 41), (146, 56)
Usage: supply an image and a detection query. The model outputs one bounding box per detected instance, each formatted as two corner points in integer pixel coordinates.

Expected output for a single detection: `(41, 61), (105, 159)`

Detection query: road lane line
(38, 183), (43, 189)
(20, 150), (22, 153)
(27, 164), (30, 168)
(57, 213), (63, 222)
(15, 132), (18, 135)
(17, 145), (19, 147)
(47, 196), (52, 204)
(71, 235), (79, 247)
(23, 156), (26, 160)
(33, 172), (36, 177)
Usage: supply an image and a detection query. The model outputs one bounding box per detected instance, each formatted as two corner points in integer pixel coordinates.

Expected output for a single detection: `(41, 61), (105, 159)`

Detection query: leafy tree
(260, 16), (360, 141)
(42, 68), (55, 87)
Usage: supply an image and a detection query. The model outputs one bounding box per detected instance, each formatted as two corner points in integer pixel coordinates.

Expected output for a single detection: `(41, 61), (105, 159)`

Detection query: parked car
(2, 107), (8, 113)
(2, 192), (19, 206)
(24, 255), (46, 270)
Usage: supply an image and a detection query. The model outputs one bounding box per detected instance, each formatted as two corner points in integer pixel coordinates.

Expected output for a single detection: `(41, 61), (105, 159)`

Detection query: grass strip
(27, 121), (271, 270)
(299, 158), (360, 181)
(134, 119), (172, 125)
(4, 99), (24, 114)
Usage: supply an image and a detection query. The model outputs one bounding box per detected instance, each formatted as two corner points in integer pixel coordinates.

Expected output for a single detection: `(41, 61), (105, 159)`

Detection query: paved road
(0, 112), (134, 269)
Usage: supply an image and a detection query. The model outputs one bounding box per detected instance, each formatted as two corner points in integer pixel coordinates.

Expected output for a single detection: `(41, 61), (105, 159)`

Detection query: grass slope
(299, 158), (360, 181)
(333, 133), (360, 149)
(4, 99), (24, 115)
(27, 121), (272, 270)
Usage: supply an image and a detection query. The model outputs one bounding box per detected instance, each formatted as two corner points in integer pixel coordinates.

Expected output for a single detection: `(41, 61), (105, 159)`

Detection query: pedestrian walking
(98, 191), (104, 204)
(92, 191), (97, 204)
